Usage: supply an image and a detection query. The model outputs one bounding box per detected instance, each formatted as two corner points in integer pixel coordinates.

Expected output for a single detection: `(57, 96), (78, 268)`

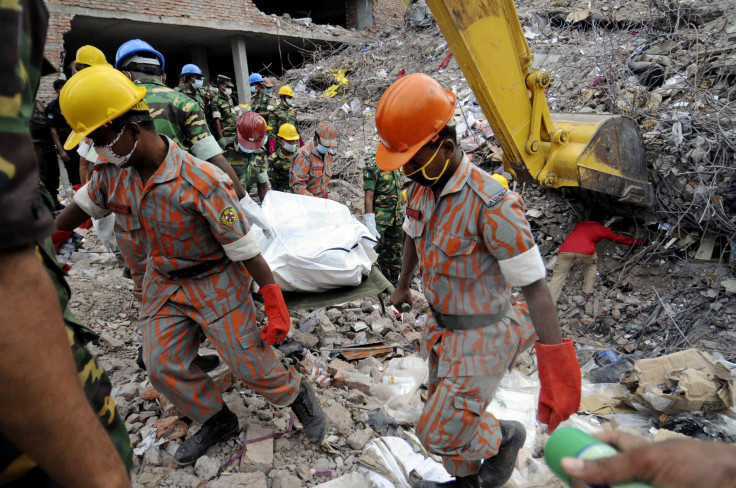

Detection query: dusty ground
(62, 0), (736, 485)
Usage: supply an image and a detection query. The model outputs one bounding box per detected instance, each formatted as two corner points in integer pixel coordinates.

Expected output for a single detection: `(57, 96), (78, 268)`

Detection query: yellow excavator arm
(425, 0), (652, 206)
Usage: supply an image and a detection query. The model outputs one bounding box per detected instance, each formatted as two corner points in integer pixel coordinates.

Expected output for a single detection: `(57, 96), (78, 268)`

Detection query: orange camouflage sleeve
(289, 151), (311, 196)
(481, 191), (545, 287)
(195, 178), (261, 261)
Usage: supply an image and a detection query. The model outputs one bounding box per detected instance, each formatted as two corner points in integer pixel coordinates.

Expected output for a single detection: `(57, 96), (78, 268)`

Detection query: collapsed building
(40, 0), (404, 103)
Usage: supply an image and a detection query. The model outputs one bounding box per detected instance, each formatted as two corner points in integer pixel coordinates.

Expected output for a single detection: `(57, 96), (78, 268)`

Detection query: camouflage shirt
(267, 149), (293, 193)
(363, 162), (404, 226)
(175, 84), (207, 114)
(0, 0), (54, 249)
(135, 78), (222, 161)
(220, 136), (268, 191)
(267, 103), (298, 140)
(211, 93), (238, 138)
(251, 90), (274, 115)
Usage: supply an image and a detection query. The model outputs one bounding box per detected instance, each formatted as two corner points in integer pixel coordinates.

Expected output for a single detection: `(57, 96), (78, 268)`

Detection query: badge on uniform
(406, 207), (422, 220)
(107, 202), (131, 214)
(219, 207), (238, 227)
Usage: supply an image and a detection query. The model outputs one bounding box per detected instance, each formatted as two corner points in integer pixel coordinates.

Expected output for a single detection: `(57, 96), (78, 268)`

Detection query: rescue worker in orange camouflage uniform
(54, 65), (326, 466)
(290, 121), (337, 198)
(377, 74), (581, 488)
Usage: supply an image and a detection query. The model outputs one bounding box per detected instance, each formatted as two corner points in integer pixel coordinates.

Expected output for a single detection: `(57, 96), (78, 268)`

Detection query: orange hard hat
(375, 73), (456, 171)
(316, 121), (337, 148)
(236, 112), (267, 150)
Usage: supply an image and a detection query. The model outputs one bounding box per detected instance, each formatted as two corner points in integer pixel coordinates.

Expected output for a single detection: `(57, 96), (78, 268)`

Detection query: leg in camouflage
(38, 237), (134, 475)
(375, 217), (404, 284)
(67, 324), (134, 476)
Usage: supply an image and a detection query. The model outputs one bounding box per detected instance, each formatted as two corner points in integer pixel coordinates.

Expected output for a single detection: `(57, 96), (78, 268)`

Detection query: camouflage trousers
(416, 298), (536, 477)
(141, 288), (301, 424)
(375, 219), (404, 284)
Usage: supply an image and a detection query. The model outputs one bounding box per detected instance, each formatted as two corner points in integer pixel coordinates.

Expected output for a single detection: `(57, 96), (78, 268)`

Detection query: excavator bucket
(543, 113), (652, 206)
(425, 0), (652, 207)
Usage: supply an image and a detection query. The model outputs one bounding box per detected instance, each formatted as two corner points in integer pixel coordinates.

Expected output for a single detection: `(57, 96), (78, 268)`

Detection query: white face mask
(283, 142), (297, 153)
(96, 125), (137, 168)
(250, 86), (257, 94)
(224, 87), (232, 96)
(209, 85), (218, 93)
(192, 79), (203, 89)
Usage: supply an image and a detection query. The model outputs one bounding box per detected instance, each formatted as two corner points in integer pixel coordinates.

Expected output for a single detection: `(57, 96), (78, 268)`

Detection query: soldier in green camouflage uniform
(267, 87), (298, 154)
(268, 122), (300, 193)
(211, 74), (238, 143)
(268, 149), (294, 193)
(135, 77), (222, 161)
(221, 135), (270, 201)
(0, 1), (132, 484)
(363, 161), (405, 284)
(250, 85), (274, 119)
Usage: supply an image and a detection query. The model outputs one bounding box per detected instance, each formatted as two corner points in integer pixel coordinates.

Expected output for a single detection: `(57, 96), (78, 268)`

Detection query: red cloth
(558, 221), (634, 255)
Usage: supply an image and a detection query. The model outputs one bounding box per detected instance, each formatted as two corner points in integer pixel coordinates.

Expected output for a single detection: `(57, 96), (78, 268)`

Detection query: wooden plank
(694, 232), (717, 261)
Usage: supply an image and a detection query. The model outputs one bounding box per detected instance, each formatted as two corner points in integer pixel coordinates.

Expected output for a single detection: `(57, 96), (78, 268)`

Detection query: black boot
(174, 404), (239, 466)
(192, 354), (220, 373)
(412, 474), (480, 488)
(478, 420), (526, 488)
(290, 382), (325, 444)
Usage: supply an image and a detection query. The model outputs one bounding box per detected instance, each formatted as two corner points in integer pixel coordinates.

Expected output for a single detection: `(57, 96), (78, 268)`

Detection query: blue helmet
(249, 72), (264, 85)
(180, 64), (202, 77)
(115, 39), (165, 69)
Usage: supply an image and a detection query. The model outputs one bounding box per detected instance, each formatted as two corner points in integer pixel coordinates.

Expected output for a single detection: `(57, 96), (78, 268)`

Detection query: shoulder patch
(467, 166), (507, 205)
(219, 207), (238, 227)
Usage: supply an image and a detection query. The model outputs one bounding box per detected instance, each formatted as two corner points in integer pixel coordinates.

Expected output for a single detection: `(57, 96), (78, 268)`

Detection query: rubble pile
(58, 1), (736, 486)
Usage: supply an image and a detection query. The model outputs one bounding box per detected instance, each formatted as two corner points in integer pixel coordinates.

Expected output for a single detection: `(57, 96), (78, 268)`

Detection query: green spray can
(545, 427), (652, 488)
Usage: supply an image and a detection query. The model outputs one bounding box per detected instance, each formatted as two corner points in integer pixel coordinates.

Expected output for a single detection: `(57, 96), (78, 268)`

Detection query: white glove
(364, 213), (380, 239)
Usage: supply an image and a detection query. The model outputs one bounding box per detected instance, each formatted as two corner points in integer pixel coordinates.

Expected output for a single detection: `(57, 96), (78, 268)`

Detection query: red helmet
(236, 112), (267, 150)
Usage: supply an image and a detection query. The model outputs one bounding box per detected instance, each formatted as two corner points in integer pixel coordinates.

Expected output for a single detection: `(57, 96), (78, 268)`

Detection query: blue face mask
(316, 143), (329, 155)
(250, 85), (257, 94)
(265, 88), (272, 94)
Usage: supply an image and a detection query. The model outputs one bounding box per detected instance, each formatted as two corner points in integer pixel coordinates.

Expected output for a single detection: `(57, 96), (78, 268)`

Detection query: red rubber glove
(268, 138), (276, 154)
(535, 338), (581, 432)
(299, 137), (305, 147)
(51, 230), (73, 252)
(259, 284), (290, 345)
(633, 238), (646, 246)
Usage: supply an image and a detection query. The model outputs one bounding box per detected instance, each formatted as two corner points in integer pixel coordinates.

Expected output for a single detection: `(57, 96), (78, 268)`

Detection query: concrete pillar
(231, 36), (250, 105)
(190, 45), (210, 82)
(356, 0), (374, 29)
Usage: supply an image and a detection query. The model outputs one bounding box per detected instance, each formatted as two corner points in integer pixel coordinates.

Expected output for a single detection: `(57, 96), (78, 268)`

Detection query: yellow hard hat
(277, 123), (300, 141)
(491, 173), (510, 189)
(60, 65), (148, 150)
(278, 85), (294, 97)
(74, 45), (110, 67)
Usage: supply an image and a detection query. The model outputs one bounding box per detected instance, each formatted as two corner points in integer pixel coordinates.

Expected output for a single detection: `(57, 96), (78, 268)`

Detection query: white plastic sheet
(250, 191), (377, 292)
